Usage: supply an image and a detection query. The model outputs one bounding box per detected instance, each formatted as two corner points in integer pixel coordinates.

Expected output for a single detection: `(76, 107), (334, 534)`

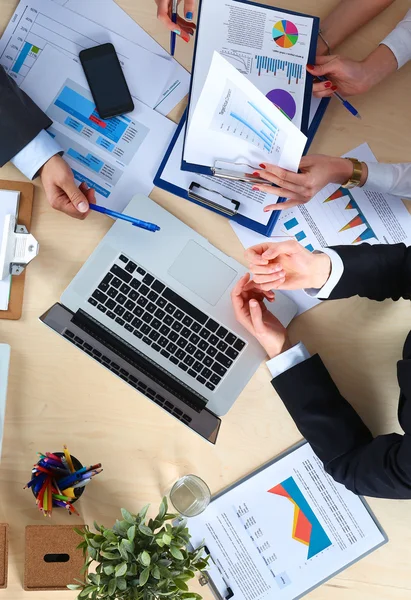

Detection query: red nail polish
(331, 85), (338, 91)
(252, 186), (259, 191)
(307, 64), (314, 69)
(180, 31), (190, 42)
(325, 81), (332, 88)
(259, 164), (266, 169)
(252, 171), (260, 177)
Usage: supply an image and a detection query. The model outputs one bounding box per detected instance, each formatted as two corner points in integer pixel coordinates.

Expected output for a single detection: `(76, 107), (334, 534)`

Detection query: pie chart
(266, 89), (296, 120)
(273, 20), (299, 48)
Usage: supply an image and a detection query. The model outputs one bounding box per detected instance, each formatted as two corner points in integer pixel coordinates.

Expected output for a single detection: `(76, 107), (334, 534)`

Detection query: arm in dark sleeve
(0, 67), (52, 167)
(326, 243), (411, 302)
(272, 355), (411, 499)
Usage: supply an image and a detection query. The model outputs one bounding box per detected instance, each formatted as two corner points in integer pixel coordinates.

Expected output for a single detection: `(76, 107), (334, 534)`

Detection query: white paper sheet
(54, 0), (190, 116)
(0, 0), (173, 110)
(185, 52), (307, 174)
(189, 443), (386, 600)
(189, 0), (315, 131)
(273, 143), (411, 248)
(0, 191), (20, 311)
(0, 344), (10, 461)
(21, 46), (176, 212)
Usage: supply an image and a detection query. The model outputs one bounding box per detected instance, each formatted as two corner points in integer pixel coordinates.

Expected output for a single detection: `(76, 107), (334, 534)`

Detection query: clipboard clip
(188, 183), (240, 217)
(212, 160), (265, 185)
(0, 214), (39, 280)
(200, 546), (234, 600)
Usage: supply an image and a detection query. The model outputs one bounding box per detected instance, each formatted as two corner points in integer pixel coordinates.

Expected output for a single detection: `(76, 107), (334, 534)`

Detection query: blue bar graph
(12, 42), (32, 74)
(284, 217), (298, 230)
(255, 55), (303, 84)
(295, 231), (307, 242)
(306, 244), (314, 252)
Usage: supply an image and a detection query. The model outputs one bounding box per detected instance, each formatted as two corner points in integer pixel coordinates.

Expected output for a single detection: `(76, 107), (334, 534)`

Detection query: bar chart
(255, 55), (303, 85)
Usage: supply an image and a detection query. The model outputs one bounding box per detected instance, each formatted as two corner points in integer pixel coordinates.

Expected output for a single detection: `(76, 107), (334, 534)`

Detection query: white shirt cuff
(380, 9), (411, 69)
(10, 130), (62, 180)
(365, 161), (411, 199)
(304, 248), (344, 299)
(266, 341), (311, 379)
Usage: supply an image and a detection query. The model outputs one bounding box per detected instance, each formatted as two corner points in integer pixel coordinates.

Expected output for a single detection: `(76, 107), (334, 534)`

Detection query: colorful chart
(273, 20), (299, 48)
(266, 89), (296, 120)
(255, 56), (303, 84)
(268, 477), (332, 559)
(324, 188), (377, 243)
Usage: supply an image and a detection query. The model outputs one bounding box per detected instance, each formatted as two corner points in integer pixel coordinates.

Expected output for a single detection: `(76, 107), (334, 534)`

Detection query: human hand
(245, 240), (331, 292)
(252, 155), (354, 210)
(40, 155), (96, 219)
(231, 274), (290, 359)
(307, 55), (371, 97)
(155, 0), (196, 41)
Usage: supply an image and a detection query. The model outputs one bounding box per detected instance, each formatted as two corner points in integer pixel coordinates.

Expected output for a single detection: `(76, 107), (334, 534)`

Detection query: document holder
(0, 524), (8, 589)
(188, 182), (240, 216)
(24, 525), (86, 591)
(212, 161), (265, 185)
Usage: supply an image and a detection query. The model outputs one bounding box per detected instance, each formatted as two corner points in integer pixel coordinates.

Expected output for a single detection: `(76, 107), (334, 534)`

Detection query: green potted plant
(69, 497), (209, 599)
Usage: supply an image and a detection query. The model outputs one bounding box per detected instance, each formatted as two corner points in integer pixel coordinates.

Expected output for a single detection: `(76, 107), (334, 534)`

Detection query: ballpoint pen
(89, 204), (161, 232)
(316, 75), (361, 119)
(170, 0), (178, 56)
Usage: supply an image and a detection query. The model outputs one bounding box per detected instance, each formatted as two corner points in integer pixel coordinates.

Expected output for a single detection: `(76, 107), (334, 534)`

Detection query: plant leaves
(99, 551), (119, 560)
(138, 523), (153, 537)
(156, 497), (168, 521)
(103, 529), (118, 543)
(152, 565), (161, 580)
(162, 533), (172, 545)
(108, 578), (117, 596)
(121, 538), (135, 554)
(127, 525), (136, 542)
(139, 504), (150, 521)
(139, 550), (151, 566)
(103, 565), (115, 576)
(115, 562), (128, 578)
(116, 577), (127, 591)
(139, 566), (150, 587)
(67, 584), (81, 590)
(121, 508), (135, 524)
(74, 528), (85, 536)
(174, 579), (189, 591)
(169, 546), (184, 561)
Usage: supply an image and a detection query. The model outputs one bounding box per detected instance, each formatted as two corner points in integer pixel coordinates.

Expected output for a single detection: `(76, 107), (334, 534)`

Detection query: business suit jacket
(0, 66), (52, 167)
(273, 243), (411, 499)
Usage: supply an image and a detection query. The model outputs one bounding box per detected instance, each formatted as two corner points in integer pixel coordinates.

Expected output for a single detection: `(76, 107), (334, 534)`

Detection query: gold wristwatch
(342, 158), (363, 189)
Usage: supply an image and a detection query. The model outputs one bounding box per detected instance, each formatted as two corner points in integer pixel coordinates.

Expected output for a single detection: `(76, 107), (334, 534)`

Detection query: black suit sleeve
(272, 355), (411, 499)
(0, 66), (52, 167)
(326, 243), (411, 302)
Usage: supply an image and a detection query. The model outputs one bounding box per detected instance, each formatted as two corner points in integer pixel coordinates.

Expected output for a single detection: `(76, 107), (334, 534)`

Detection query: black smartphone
(79, 43), (134, 119)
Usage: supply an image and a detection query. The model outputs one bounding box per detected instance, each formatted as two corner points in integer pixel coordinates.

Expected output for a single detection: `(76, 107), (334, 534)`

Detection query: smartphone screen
(79, 43), (134, 119)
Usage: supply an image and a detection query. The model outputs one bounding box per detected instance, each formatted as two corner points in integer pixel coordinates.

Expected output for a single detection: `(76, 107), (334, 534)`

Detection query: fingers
(261, 240), (301, 260)
(268, 198), (308, 210)
(252, 271), (286, 286)
(312, 81), (336, 97)
(248, 262), (283, 276)
(62, 178), (89, 214)
(80, 182), (97, 205)
(249, 299), (266, 336)
(254, 170), (307, 196)
(184, 0), (195, 19)
(244, 243), (273, 266)
(306, 55), (337, 77)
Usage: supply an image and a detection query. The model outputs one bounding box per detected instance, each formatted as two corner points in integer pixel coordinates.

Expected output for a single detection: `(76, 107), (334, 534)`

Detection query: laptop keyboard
(87, 254), (246, 391)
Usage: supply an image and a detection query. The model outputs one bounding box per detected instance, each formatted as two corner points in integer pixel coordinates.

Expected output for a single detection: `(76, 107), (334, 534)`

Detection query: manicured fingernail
(180, 31), (190, 42)
(325, 81), (332, 88)
(78, 201), (89, 213)
(332, 85), (338, 91)
(259, 164), (266, 169)
(250, 300), (258, 307)
(307, 64), (314, 70)
(263, 207), (270, 212)
(252, 171), (260, 177)
(186, 11), (193, 19)
(173, 29), (181, 34)
(252, 186), (259, 191)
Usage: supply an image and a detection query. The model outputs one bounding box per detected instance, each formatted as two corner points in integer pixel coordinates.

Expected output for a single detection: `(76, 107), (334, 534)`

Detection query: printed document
(189, 0), (315, 131)
(0, 0), (173, 110)
(185, 53), (307, 173)
(52, 0), (190, 116)
(21, 46), (176, 212)
(189, 443), (386, 600)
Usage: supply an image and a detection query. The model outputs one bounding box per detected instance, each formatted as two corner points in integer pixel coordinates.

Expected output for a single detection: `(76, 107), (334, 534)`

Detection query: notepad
(0, 190), (20, 310)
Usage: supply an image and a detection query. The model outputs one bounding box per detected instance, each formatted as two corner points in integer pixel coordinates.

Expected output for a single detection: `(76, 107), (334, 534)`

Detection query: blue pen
(89, 204), (160, 233)
(316, 75), (361, 119)
(170, 0), (178, 56)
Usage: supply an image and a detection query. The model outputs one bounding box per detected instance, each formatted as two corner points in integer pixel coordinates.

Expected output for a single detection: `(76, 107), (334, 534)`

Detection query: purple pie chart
(266, 89), (296, 120)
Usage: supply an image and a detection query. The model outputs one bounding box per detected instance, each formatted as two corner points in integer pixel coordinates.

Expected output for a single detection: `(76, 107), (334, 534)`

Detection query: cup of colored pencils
(25, 445), (103, 517)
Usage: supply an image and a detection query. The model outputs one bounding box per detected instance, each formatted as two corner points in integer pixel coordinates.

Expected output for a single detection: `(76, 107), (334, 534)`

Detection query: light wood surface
(1, 0), (411, 598)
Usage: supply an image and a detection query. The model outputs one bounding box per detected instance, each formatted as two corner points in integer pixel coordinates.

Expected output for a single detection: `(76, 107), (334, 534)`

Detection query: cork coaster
(24, 525), (86, 591)
(0, 524), (8, 588)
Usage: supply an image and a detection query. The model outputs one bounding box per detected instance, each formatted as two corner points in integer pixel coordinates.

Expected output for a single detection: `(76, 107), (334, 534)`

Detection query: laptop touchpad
(168, 240), (237, 306)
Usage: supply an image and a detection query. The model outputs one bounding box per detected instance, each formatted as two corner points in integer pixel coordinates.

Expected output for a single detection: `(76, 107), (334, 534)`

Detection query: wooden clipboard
(0, 179), (34, 320)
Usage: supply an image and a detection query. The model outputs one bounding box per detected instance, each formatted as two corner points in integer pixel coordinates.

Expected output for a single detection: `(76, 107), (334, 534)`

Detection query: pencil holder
(31, 452), (85, 505)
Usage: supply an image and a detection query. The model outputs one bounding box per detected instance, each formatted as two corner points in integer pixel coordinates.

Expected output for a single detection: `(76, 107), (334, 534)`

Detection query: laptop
(0, 344), (10, 460)
(41, 196), (297, 443)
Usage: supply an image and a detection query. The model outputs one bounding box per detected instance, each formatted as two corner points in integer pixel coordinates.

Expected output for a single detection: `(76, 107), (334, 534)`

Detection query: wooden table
(1, 0), (411, 598)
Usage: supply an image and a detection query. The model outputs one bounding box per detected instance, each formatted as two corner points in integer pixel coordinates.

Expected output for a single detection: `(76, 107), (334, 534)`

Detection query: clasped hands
(231, 241), (331, 359)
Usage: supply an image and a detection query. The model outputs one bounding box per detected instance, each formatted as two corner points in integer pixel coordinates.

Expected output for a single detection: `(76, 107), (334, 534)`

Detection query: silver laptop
(41, 196), (296, 443)
(0, 344), (10, 460)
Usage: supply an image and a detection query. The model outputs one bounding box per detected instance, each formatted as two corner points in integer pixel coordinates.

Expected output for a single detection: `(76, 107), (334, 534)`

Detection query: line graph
(220, 49), (252, 75)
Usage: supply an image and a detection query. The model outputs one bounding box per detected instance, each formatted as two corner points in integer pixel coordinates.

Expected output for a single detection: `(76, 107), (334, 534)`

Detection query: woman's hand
(308, 55), (371, 97)
(231, 274), (290, 359)
(245, 241), (332, 292)
(155, 0), (196, 41)
(252, 155), (354, 210)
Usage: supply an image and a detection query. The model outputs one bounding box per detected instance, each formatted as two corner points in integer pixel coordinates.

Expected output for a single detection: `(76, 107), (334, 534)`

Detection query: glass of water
(169, 474), (211, 517)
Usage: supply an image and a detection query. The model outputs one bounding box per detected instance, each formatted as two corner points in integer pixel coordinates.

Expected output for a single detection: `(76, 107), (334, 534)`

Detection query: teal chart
(324, 188), (377, 243)
(272, 20), (299, 48)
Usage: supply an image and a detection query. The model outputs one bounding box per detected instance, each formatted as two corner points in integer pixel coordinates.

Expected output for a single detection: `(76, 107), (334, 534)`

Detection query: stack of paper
(0, 191), (20, 311)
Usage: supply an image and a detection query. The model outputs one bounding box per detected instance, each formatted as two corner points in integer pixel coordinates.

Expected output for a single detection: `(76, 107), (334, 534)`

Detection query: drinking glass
(169, 474), (211, 517)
